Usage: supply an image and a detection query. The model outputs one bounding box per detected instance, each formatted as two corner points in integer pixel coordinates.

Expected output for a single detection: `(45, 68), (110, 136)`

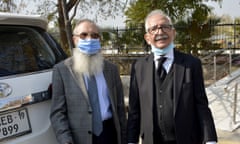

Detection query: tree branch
(70, 0), (80, 21)
(66, 0), (78, 12)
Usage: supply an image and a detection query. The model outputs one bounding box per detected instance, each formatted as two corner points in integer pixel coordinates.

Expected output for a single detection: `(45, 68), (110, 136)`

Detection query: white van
(0, 13), (67, 144)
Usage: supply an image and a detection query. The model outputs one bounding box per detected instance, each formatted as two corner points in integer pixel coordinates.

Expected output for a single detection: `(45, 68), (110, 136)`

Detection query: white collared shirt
(154, 48), (174, 73)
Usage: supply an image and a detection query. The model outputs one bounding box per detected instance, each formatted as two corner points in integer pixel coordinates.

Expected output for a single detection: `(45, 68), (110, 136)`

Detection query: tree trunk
(57, 0), (74, 55)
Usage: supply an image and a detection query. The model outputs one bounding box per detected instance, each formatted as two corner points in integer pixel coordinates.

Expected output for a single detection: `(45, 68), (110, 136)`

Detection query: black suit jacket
(127, 49), (217, 144)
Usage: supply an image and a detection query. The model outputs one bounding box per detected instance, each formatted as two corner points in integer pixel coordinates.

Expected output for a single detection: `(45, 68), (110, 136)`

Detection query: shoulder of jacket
(54, 57), (72, 68)
(175, 50), (200, 61)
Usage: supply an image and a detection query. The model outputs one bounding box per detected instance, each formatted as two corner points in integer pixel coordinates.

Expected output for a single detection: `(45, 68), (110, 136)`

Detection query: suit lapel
(67, 59), (90, 104)
(143, 54), (154, 112)
(102, 61), (117, 113)
(103, 61), (112, 90)
(173, 50), (185, 116)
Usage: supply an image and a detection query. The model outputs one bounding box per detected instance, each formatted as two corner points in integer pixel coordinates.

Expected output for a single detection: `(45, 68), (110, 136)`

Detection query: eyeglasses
(147, 24), (173, 34)
(74, 32), (100, 39)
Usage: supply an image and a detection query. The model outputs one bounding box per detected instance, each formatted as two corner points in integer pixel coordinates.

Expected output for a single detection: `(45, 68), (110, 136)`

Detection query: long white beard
(72, 48), (104, 77)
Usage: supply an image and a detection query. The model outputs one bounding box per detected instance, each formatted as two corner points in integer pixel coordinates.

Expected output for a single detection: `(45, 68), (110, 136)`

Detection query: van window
(0, 26), (56, 76)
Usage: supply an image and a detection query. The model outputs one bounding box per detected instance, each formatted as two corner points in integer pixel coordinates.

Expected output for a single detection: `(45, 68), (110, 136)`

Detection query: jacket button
(88, 131), (92, 134)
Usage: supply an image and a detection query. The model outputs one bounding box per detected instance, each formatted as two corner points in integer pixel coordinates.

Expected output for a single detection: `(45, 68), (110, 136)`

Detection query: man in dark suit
(127, 9), (218, 144)
(50, 19), (127, 144)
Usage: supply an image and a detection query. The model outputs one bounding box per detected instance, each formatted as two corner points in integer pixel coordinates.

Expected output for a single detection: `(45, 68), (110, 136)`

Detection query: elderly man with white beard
(50, 19), (127, 144)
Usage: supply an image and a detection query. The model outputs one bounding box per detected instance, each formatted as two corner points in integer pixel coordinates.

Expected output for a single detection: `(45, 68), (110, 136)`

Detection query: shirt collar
(154, 47), (174, 61)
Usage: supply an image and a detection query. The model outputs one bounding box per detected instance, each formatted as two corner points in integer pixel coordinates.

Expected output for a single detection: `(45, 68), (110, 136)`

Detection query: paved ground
(217, 128), (240, 144)
(206, 69), (240, 144)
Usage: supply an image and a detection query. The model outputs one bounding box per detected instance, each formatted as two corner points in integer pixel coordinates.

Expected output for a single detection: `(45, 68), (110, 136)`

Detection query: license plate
(0, 108), (31, 141)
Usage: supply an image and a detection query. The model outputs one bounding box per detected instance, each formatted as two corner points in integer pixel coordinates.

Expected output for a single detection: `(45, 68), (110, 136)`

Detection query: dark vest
(153, 65), (176, 143)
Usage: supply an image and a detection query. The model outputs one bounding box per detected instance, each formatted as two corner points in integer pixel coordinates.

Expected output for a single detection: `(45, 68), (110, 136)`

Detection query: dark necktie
(157, 57), (167, 81)
(87, 75), (102, 136)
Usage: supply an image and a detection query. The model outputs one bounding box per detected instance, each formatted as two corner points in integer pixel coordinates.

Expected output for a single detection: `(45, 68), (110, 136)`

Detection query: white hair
(144, 9), (173, 32)
(72, 19), (100, 35)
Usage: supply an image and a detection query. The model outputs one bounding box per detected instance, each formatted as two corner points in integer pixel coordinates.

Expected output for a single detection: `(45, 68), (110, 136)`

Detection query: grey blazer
(50, 57), (127, 144)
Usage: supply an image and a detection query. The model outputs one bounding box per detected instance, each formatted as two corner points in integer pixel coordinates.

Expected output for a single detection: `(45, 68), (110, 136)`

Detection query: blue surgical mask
(77, 39), (101, 55)
(151, 42), (174, 56)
